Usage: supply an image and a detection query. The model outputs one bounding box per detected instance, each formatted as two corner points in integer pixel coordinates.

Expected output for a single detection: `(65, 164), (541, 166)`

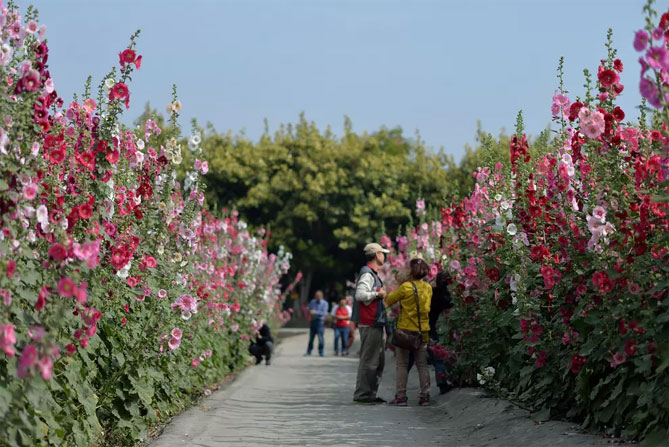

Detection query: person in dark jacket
(407, 270), (454, 394)
(429, 271), (454, 394)
(249, 321), (274, 366)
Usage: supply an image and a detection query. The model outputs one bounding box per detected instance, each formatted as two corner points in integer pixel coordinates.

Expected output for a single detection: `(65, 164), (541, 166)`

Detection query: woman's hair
(433, 270), (453, 308)
(409, 258), (429, 280)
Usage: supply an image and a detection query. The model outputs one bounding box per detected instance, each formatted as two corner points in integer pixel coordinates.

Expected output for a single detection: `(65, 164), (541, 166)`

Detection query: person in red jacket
(331, 297), (352, 356)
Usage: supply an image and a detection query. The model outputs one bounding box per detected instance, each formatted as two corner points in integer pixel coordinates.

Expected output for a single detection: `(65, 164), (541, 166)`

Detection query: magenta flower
(634, 30), (649, 51)
(640, 77), (661, 108)
(57, 277), (76, 297)
(646, 46), (669, 71)
(170, 328), (182, 340)
(17, 344), (38, 378)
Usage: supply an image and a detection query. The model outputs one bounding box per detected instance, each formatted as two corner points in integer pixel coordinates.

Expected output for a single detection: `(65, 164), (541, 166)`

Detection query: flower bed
(0, 3), (290, 446)
(380, 4), (669, 443)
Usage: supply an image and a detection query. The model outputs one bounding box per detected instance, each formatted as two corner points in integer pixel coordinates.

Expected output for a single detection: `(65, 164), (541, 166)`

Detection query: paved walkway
(151, 329), (608, 447)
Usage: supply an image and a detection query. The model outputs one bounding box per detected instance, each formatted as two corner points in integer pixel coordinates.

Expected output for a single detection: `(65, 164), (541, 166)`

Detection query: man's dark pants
(307, 319), (325, 355)
(353, 326), (385, 401)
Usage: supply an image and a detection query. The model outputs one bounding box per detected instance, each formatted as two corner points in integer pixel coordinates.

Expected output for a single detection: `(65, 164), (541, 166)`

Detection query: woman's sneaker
(418, 395), (434, 406)
(388, 396), (408, 407)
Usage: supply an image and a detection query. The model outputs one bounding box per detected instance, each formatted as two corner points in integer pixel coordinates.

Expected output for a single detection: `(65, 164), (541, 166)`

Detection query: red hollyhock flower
(612, 107), (625, 121)
(613, 59), (623, 72)
(486, 267), (500, 282)
(535, 350), (548, 368)
(624, 339), (638, 356)
(119, 49), (136, 66)
(49, 148), (66, 164)
(35, 287), (48, 311)
(597, 69), (620, 88)
(106, 150), (120, 164)
(6, 260), (16, 279)
(109, 82), (130, 108)
(570, 354), (586, 374)
(568, 102), (584, 121)
(48, 243), (67, 261)
(78, 203), (93, 219)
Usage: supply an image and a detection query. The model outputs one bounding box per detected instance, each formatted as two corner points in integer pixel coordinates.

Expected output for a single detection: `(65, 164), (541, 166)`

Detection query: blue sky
(17, 0), (644, 161)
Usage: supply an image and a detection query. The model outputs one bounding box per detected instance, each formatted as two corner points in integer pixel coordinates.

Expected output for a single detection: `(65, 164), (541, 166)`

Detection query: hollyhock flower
(28, 326), (45, 342)
(168, 337), (180, 350)
(0, 324), (16, 357)
(0, 44), (12, 66)
(35, 286), (48, 311)
(506, 223), (517, 236)
(570, 354), (586, 374)
(6, 260), (15, 279)
(22, 183), (37, 200)
(592, 206), (606, 223)
(609, 351), (626, 368)
(535, 351), (548, 368)
(640, 77), (661, 108)
(171, 328), (182, 340)
(646, 46), (669, 70)
(597, 69), (620, 88)
(158, 289), (167, 299)
(38, 355), (53, 380)
(17, 344), (38, 378)
(19, 69), (40, 92)
(624, 339), (638, 356)
(57, 277), (76, 297)
(634, 30), (650, 51)
(192, 357), (201, 368)
(109, 82), (130, 108)
(119, 48), (136, 66)
(1, 289), (11, 306)
(48, 243), (67, 261)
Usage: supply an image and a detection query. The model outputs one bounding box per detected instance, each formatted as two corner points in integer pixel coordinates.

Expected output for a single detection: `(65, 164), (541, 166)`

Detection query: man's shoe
(387, 396), (408, 406)
(265, 359), (271, 366)
(352, 398), (376, 405)
(418, 395), (434, 406)
(255, 357), (262, 365)
(304, 352), (311, 356)
(373, 397), (387, 404)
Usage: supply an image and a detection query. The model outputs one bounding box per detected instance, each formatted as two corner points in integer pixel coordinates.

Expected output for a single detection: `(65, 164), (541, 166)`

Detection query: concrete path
(150, 329), (609, 447)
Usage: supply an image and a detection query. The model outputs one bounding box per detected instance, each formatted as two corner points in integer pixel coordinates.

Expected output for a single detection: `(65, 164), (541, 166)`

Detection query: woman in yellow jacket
(384, 258), (433, 406)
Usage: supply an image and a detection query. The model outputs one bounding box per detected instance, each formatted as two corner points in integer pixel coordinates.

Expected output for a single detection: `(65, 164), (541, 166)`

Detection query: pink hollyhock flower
(57, 277), (76, 297)
(157, 289), (167, 299)
(168, 337), (180, 350)
(634, 30), (649, 51)
(646, 46), (669, 70)
(38, 355), (53, 380)
(1, 289), (11, 306)
(652, 27), (665, 41)
(171, 328), (182, 340)
(192, 357), (200, 368)
(74, 282), (88, 303)
(28, 326), (45, 342)
(22, 183), (37, 200)
(26, 21), (39, 34)
(609, 351), (626, 368)
(592, 206), (606, 223)
(65, 344), (76, 355)
(17, 344), (38, 378)
(0, 324), (16, 357)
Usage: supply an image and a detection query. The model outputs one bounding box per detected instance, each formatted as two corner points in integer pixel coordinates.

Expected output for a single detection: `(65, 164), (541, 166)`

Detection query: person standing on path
(331, 297), (352, 356)
(352, 242), (389, 404)
(385, 258), (433, 406)
(305, 290), (329, 356)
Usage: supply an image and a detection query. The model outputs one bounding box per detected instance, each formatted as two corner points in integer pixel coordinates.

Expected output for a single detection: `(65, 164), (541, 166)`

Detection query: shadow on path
(150, 330), (608, 447)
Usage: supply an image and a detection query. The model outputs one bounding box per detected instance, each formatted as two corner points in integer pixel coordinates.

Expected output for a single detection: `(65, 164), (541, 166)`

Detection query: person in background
(305, 290), (329, 357)
(385, 258), (433, 406)
(331, 297), (352, 356)
(428, 271), (454, 393)
(249, 320), (274, 366)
